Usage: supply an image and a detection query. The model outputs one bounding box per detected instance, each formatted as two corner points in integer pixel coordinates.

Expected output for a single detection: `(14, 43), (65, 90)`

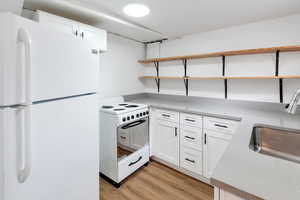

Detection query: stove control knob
(131, 115), (134, 119)
(143, 112), (146, 116)
(140, 112), (143, 116)
(127, 116), (130, 120)
(136, 114), (139, 118)
(122, 117), (126, 122)
(146, 111), (149, 115)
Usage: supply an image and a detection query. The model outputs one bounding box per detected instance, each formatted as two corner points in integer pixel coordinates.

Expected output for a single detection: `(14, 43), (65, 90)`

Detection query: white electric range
(99, 101), (149, 187)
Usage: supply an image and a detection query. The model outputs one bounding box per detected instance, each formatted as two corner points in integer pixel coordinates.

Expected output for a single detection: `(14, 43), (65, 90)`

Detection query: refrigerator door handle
(16, 106), (32, 183)
(17, 28), (32, 106)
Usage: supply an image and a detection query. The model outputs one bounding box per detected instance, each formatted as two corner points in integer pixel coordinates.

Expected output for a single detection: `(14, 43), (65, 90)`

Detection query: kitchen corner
(125, 93), (300, 200)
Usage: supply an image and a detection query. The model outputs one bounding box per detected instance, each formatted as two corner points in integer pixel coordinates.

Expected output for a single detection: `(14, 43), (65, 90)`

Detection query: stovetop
(99, 102), (148, 115)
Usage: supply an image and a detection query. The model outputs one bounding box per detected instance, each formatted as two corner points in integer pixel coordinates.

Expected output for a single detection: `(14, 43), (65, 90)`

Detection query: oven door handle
(121, 119), (146, 129)
(128, 156), (142, 167)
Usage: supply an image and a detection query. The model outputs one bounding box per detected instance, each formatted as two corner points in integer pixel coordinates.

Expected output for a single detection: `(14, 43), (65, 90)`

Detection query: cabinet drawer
(203, 117), (239, 135)
(181, 125), (202, 151)
(156, 109), (179, 123)
(180, 147), (203, 175)
(180, 113), (202, 127)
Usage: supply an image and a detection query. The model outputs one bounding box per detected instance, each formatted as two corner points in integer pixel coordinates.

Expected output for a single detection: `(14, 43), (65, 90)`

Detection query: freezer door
(0, 13), (99, 106)
(3, 95), (99, 200)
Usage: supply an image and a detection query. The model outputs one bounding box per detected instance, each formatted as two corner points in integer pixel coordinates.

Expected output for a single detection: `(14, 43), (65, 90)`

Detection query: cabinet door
(79, 25), (107, 51)
(35, 11), (79, 37)
(203, 131), (231, 178)
(4, 95), (99, 200)
(155, 120), (179, 166)
(220, 189), (245, 200)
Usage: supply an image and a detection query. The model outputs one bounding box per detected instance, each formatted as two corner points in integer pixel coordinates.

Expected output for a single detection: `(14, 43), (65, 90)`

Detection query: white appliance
(0, 13), (100, 200)
(99, 99), (149, 187)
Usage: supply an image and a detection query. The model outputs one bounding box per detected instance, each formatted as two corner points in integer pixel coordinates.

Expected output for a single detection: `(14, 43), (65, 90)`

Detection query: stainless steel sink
(249, 125), (300, 164)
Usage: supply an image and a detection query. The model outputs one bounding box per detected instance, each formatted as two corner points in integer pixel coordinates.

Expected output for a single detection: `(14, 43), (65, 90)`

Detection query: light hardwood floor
(100, 161), (214, 200)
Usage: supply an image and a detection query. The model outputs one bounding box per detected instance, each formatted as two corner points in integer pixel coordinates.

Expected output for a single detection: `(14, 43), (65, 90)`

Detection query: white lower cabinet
(154, 119), (180, 166)
(181, 125), (203, 151)
(151, 109), (239, 181)
(179, 118), (203, 175)
(203, 130), (232, 178)
(215, 187), (246, 200)
(180, 146), (202, 175)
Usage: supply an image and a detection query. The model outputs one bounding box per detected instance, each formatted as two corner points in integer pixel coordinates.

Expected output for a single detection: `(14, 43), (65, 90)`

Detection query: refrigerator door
(3, 94), (99, 200)
(0, 13), (99, 106)
(0, 109), (5, 200)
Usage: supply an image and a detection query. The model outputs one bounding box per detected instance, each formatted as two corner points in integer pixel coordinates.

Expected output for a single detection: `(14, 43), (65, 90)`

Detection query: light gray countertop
(126, 94), (300, 200)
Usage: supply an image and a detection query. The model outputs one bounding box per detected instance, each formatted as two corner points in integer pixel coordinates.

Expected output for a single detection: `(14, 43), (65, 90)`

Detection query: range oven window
(117, 117), (149, 161)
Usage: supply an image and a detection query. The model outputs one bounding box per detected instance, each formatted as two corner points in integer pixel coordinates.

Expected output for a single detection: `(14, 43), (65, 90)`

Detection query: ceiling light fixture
(123, 4), (150, 17)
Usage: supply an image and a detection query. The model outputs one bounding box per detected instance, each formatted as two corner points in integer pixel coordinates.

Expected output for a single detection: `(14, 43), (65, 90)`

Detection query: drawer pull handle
(214, 124), (228, 128)
(175, 127), (178, 137)
(162, 114), (170, 117)
(185, 158), (195, 163)
(204, 133), (207, 145)
(128, 156), (142, 167)
(120, 136), (127, 139)
(185, 136), (195, 140)
(185, 119), (195, 122)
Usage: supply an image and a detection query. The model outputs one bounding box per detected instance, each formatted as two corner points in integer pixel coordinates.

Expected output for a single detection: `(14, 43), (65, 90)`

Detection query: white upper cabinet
(33, 10), (107, 52)
(79, 24), (107, 51)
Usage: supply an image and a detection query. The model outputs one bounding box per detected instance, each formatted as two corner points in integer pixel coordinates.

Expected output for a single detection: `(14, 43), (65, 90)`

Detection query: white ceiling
(84, 0), (300, 37)
(24, 0), (300, 42)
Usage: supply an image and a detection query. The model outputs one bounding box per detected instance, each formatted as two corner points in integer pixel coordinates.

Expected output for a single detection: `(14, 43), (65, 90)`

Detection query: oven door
(117, 117), (149, 182)
(117, 117), (149, 157)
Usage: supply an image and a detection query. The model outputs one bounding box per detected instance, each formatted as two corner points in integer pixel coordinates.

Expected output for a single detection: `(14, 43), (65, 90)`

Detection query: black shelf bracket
(183, 59), (189, 96)
(275, 51), (283, 103)
(154, 62), (160, 93)
(222, 56), (228, 99)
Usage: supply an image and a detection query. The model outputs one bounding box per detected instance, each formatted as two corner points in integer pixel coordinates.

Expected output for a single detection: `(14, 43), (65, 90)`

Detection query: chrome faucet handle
(285, 89), (300, 114)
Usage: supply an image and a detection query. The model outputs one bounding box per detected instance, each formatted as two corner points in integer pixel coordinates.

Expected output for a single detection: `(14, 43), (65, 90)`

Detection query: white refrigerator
(0, 13), (100, 200)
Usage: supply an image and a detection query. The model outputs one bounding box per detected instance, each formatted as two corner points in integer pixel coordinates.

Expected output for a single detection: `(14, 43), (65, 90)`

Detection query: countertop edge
(211, 178), (264, 200)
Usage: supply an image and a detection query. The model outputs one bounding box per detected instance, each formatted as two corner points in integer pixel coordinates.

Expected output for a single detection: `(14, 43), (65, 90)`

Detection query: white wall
(99, 34), (145, 98)
(0, 0), (24, 15)
(144, 14), (300, 103)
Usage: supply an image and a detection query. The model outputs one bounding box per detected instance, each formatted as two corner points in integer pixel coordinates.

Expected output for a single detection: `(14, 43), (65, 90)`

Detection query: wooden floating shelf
(140, 76), (300, 80)
(138, 45), (300, 64)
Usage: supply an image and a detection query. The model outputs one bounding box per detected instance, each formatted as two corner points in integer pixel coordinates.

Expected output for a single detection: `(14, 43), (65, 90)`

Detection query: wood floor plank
(100, 161), (214, 200)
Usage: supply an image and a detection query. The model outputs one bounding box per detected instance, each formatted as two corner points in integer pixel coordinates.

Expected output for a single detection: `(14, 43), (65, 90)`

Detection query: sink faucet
(285, 89), (300, 114)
